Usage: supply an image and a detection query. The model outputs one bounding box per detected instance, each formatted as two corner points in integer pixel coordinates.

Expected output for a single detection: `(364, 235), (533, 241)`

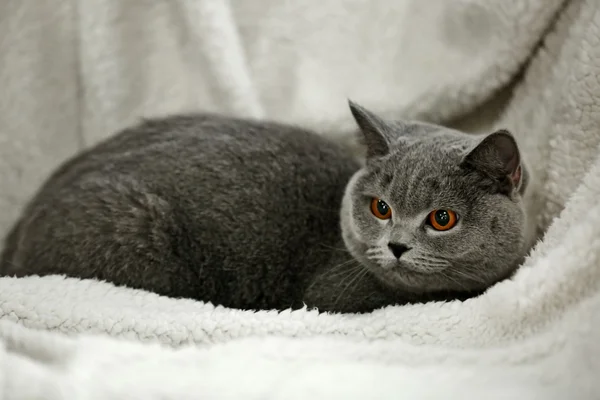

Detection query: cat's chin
(364, 259), (484, 296)
(367, 259), (514, 299)
(363, 262), (438, 294)
(364, 265), (486, 303)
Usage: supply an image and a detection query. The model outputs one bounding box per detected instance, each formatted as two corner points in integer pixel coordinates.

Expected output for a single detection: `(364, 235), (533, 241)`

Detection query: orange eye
(371, 198), (392, 220)
(428, 209), (458, 231)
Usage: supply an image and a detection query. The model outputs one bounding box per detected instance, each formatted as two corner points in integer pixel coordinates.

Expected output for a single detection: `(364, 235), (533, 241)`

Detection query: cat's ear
(461, 129), (524, 195)
(348, 100), (395, 159)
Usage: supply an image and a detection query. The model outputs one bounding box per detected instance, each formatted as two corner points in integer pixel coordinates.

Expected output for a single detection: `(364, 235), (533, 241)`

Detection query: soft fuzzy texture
(1, 0), (600, 398)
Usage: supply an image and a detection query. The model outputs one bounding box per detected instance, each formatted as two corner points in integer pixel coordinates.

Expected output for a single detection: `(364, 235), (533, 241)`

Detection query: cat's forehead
(382, 134), (468, 178)
(379, 150), (459, 188)
(394, 126), (472, 152)
(361, 134), (475, 211)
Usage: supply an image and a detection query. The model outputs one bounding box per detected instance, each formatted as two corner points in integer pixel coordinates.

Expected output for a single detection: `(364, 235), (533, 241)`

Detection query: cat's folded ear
(460, 129), (527, 195)
(348, 100), (396, 160)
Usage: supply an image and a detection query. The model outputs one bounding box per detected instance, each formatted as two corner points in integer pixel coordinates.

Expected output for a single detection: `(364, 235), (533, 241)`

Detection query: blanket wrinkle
(1, 0), (600, 398)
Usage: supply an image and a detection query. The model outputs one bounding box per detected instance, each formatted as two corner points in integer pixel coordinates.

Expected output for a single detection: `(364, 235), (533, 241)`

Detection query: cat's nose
(388, 242), (411, 259)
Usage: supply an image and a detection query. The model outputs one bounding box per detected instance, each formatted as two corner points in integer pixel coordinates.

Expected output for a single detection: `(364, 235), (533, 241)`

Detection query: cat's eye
(428, 209), (458, 231)
(370, 198), (392, 220)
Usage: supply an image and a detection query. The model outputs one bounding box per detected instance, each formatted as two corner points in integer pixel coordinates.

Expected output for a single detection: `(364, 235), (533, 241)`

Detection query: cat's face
(340, 102), (529, 295)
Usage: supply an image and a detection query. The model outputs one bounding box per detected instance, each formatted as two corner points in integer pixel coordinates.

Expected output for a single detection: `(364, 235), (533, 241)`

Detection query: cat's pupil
(377, 200), (389, 215)
(434, 210), (450, 226)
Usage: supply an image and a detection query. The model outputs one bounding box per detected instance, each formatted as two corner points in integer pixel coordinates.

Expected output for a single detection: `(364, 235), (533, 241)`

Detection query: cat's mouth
(396, 260), (446, 274)
(363, 247), (448, 275)
(347, 238), (454, 292)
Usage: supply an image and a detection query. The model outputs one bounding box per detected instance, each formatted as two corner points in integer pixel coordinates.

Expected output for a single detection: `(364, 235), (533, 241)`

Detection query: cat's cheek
(420, 225), (469, 255)
(423, 223), (463, 237)
(355, 217), (391, 247)
(345, 212), (375, 243)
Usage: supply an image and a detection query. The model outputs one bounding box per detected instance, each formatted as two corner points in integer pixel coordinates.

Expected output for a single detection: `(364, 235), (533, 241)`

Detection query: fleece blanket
(1, 0), (600, 398)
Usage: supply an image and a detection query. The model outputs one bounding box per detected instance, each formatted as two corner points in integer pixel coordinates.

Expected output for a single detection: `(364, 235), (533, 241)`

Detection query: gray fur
(0, 103), (530, 313)
(338, 102), (529, 300)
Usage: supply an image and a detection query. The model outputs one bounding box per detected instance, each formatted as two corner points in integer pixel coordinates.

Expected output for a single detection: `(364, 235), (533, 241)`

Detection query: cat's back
(31, 113), (359, 215)
(2, 114), (360, 309)
(49, 114), (349, 186)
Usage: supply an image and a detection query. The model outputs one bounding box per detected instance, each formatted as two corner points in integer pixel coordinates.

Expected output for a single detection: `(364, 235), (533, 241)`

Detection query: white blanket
(1, 0), (600, 398)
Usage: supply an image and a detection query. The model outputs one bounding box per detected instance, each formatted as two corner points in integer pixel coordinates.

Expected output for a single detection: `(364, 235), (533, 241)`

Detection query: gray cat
(0, 102), (530, 313)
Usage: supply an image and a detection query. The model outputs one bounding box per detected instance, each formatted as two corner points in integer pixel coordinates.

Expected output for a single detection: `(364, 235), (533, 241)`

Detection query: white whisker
(367, 255), (393, 261)
(451, 268), (488, 285)
(366, 248), (383, 255)
(411, 255), (452, 268)
(333, 267), (370, 307)
(439, 270), (469, 290)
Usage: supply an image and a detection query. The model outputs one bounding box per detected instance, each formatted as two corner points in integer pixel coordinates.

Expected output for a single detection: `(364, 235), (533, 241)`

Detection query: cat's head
(340, 101), (529, 296)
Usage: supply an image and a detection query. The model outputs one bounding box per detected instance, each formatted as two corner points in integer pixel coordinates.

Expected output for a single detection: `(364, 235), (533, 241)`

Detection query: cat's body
(1, 103), (531, 313)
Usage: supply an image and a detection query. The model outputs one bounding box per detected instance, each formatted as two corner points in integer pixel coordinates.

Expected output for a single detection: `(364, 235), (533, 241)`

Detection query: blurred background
(0, 0), (597, 246)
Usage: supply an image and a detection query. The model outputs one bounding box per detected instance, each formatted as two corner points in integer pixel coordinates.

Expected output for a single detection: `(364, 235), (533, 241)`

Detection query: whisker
(305, 258), (360, 294)
(367, 255), (393, 261)
(333, 267), (370, 308)
(366, 248), (384, 255)
(336, 264), (365, 286)
(413, 255), (451, 264)
(327, 263), (363, 279)
(413, 257), (450, 264)
(295, 205), (339, 214)
(450, 268), (487, 285)
(318, 243), (350, 253)
(329, 258), (359, 271)
(436, 269), (470, 290)
(413, 261), (450, 269)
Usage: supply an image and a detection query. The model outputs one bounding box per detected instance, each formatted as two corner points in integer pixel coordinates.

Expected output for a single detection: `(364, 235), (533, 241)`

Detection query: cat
(0, 102), (530, 313)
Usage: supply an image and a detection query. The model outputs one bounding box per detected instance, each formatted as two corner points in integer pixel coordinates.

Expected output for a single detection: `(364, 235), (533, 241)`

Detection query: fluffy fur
(340, 103), (529, 297)
(1, 103), (530, 313)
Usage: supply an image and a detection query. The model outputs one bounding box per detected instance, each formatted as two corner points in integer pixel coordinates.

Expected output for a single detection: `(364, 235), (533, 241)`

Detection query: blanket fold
(1, 0), (599, 398)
